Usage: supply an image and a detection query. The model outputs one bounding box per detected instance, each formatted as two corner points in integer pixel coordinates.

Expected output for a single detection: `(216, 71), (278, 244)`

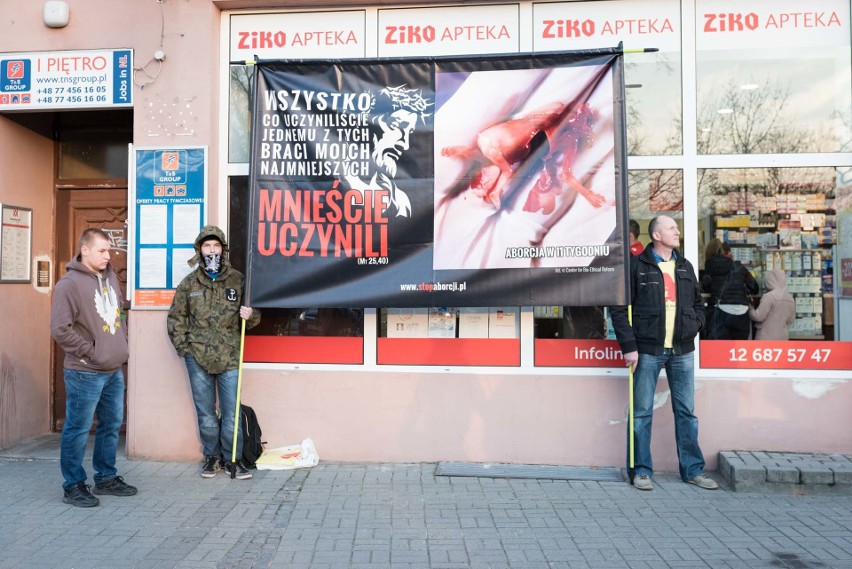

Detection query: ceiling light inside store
(740, 84), (759, 90)
(717, 108), (734, 114)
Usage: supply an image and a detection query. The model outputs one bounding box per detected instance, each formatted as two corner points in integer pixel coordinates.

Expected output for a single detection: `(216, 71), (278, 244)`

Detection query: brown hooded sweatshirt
(50, 257), (129, 372)
(749, 269), (796, 341)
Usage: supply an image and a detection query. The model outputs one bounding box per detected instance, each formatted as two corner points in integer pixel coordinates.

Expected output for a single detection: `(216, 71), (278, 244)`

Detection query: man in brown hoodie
(50, 228), (137, 507)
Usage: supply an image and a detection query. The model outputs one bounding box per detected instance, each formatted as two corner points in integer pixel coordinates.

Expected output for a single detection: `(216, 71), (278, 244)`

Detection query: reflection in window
(535, 306), (610, 339)
(58, 110), (132, 179)
(625, 53), (682, 156)
(697, 53), (851, 154)
(535, 170), (684, 339)
(249, 308), (363, 337)
(697, 167), (840, 341)
(229, 65), (252, 164)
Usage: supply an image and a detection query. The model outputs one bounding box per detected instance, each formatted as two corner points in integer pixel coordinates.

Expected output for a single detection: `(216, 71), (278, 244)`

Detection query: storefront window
(228, 64), (252, 164)
(249, 307), (363, 337)
(221, 3), (850, 373)
(377, 307), (521, 366)
(534, 169), (683, 366)
(379, 307), (518, 340)
(696, 0), (851, 155)
(697, 167), (851, 369)
(532, 0), (682, 157)
(625, 53), (682, 156)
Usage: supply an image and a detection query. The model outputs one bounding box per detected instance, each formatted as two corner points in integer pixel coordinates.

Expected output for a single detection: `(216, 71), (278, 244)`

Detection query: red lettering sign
(703, 12), (759, 32)
(384, 25), (436, 44)
(542, 19), (595, 39)
(535, 339), (624, 367)
(700, 340), (851, 370)
(238, 30), (288, 50)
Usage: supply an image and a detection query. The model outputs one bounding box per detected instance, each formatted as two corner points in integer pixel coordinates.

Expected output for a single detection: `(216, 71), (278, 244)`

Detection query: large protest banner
(246, 48), (629, 307)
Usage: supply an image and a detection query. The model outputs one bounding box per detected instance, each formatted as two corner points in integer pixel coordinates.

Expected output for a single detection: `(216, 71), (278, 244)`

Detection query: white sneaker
(686, 474), (719, 490)
(633, 474), (653, 491)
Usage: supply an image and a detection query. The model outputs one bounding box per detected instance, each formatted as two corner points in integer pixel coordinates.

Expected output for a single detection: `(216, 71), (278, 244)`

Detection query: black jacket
(610, 243), (705, 356)
(701, 255), (758, 306)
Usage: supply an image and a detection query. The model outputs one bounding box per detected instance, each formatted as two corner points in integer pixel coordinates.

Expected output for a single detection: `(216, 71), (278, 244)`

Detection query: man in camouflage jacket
(167, 225), (261, 480)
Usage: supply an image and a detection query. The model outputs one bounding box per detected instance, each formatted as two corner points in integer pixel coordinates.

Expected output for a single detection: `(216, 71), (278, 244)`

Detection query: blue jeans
(629, 350), (705, 481)
(60, 369), (125, 490)
(184, 355), (242, 461)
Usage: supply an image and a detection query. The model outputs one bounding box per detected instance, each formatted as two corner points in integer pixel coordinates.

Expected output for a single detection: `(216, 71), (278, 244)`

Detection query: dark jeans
(629, 350), (705, 481)
(183, 355), (242, 461)
(60, 369), (124, 490)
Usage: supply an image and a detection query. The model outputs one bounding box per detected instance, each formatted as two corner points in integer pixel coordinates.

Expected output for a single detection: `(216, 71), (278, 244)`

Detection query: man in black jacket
(610, 215), (718, 491)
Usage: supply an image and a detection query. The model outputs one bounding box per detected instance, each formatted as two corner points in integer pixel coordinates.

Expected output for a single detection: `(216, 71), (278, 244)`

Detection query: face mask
(203, 253), (221, 273)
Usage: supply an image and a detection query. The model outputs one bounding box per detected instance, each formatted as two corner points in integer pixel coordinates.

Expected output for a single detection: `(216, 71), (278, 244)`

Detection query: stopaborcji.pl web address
(400, 282), (467, 292)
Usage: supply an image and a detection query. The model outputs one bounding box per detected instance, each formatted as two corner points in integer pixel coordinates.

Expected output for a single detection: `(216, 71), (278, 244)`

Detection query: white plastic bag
(255, 438), (319, 471)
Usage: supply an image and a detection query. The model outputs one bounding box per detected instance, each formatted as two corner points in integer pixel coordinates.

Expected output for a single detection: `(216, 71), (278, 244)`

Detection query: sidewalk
(1, 435), (851, 569)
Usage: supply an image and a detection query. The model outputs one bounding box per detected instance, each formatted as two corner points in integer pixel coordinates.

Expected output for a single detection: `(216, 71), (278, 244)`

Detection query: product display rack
(711, 191), (835, 341)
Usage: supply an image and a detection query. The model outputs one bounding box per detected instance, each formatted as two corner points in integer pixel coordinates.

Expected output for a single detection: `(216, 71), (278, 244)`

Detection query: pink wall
(0, 117), (53, 447)
(128, 313), (852, 471)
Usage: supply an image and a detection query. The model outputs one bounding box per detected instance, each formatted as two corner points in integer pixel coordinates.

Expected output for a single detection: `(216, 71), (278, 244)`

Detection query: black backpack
(240, 404), (265, 469)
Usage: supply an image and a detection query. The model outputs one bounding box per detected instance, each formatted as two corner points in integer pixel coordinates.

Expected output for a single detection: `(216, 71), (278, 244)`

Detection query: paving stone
(799, 466), (835, 485)
(831, 467), (852, 485)
(732, 464), (768, 484)
(2, 438), (852, 569)
(718, 453), (741, 482)
(766, 466), (801, 484)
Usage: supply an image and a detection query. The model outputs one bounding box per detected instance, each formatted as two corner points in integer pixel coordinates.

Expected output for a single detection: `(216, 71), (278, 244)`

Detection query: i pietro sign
(0, 49), (132, 112)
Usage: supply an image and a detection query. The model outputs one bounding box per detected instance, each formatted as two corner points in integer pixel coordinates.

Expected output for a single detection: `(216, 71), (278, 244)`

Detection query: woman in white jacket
(749, 269), (796, 340)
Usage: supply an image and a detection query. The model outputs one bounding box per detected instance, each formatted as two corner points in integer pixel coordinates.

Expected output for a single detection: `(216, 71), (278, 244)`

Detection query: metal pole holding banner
(627, 305), (634, 482)
(229, 318), (248, 479)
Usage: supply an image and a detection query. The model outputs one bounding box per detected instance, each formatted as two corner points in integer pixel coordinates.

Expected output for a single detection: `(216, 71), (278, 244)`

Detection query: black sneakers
(93, 476), (138, 496)
(63, 482), (100, 508)
(202, 456), (250, 480)
(201, 455), (222, 478)
(225, 461), (252, 480)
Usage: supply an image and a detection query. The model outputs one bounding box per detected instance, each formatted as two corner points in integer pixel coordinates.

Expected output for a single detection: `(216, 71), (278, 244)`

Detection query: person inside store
(167, 226), (261, 480)
(610, 215), (718, 492)
(701, 238), (759, 340)
(629, 219), (644, 256)
(51, 228), (138, 507)
(749, 268), (796, 340)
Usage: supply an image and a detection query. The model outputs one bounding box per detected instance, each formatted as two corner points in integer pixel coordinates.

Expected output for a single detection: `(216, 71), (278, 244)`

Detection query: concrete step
(719, 450), (852, 494)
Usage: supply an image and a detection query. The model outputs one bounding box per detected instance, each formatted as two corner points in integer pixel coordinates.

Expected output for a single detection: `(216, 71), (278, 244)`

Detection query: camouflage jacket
(167, 263), (261, 375)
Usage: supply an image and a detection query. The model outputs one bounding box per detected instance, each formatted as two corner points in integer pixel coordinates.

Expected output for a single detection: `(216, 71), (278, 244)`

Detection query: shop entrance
(52, 189), (129, 431)
(49, 109), (132, 432)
